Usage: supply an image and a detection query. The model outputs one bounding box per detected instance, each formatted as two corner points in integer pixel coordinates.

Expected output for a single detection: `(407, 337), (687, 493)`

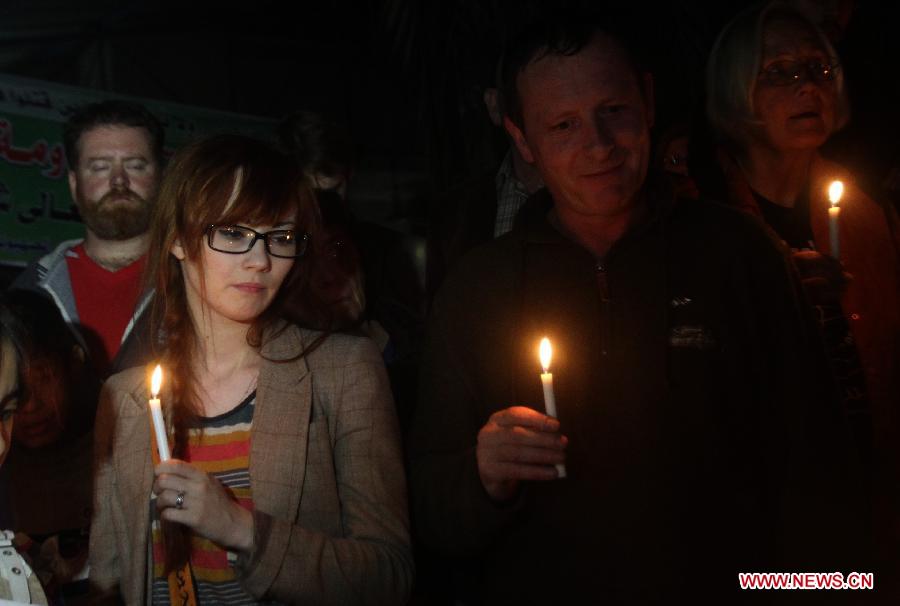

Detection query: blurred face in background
(661, 136), (690, 177)
(751, 16), (839, 154)
(13, 353), (69, 449)
(309, 172), (348, 200)
(659, 133), (699, 199)
(309, 223), (365, 326)
(0, 339), (19, 464)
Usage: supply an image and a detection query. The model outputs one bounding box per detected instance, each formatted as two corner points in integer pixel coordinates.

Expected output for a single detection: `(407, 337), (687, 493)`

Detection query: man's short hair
(499, 12), (647, 129)
(705, 2), (849, 154)
(63, 100), (165, 170)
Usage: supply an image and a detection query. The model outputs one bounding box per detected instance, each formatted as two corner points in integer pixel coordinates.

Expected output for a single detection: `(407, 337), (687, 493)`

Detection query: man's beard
(76, 187), (153, 240)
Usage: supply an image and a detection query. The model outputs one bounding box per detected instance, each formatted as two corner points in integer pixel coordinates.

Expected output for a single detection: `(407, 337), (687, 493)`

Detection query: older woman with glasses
(702, 0), (900, 575)
(88, 134), (413, 605)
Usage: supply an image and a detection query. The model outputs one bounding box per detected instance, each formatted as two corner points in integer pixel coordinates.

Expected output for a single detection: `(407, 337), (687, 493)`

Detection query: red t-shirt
(66, 244), (146, 373)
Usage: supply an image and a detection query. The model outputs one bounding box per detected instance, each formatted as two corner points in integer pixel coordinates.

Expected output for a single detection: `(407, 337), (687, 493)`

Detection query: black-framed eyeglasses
(205, 224), (309, 258)
(757, 59), (839, 86)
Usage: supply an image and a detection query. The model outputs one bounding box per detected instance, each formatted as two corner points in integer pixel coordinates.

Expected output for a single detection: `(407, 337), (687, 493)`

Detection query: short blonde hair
(706, 1), (850, 153)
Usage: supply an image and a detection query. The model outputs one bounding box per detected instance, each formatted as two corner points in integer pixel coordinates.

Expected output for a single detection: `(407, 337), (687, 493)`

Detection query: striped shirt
(150, 391), (280, 606)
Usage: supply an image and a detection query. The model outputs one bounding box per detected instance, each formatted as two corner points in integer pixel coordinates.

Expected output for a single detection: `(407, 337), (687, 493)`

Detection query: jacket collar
(515, 174), (677, 254)
(118, 323), (317, 600)
(120, 322), (311, 408)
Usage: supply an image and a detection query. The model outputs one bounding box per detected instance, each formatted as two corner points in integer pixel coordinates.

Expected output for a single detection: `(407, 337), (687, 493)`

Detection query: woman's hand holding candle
(791, 250), (851, 305)
(154, 459), (255, 554)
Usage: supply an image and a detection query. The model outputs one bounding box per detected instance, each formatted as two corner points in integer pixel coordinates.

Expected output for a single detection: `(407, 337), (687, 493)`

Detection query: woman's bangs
(215, 164), (301, 228)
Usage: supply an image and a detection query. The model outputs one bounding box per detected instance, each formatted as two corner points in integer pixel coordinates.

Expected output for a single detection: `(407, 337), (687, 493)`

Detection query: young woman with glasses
(88, 134), (413, 605)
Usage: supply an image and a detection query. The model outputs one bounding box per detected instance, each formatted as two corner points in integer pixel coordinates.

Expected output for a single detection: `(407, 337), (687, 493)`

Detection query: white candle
(149, 365), (170, 461)
(828, 180), (843, 258)
(539, 338), (566, 479)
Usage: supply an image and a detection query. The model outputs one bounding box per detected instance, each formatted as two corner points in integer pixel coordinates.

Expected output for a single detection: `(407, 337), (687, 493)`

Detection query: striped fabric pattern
(150, 392), (278, 606)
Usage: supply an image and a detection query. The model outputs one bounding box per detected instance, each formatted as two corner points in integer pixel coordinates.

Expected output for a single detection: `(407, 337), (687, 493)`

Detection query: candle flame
(828, 180), (844, 206)
(151, 364), (162, 398)
(539, 338), (552, 372)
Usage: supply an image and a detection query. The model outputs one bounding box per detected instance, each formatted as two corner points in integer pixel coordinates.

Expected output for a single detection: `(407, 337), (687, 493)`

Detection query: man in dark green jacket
(409, 14), (868, 604)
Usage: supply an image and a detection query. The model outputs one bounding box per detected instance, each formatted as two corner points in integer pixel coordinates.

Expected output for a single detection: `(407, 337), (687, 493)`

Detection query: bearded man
(12, 100), (163, 376)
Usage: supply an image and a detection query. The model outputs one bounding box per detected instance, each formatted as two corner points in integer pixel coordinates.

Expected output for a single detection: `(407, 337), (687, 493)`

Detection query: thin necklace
(241, 373), (259, 401)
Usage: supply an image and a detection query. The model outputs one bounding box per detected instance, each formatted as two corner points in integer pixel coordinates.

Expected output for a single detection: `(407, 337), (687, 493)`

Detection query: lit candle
(828, 180), (843, 258)
(149, 365), (170, 461)
(539, 337), (567, 479)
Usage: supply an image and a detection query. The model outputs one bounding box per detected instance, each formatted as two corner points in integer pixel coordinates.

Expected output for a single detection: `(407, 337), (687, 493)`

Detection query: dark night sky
(0, 2), (732, 175)
(1, 0), (897, 224)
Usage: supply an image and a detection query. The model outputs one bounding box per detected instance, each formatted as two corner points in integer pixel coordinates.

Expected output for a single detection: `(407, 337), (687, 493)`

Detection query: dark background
(1, 0), (897, 233)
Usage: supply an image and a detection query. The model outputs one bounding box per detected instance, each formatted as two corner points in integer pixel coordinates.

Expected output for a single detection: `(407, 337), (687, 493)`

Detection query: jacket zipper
(596, 261), (611, 357)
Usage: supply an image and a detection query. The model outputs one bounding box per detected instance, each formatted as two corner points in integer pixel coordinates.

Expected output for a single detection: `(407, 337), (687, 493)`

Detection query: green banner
(0, 73), (275, 267)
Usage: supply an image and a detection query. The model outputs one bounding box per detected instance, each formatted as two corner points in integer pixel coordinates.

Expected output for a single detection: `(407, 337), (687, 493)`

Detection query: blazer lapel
(250, 326), (312, 520)
(114, 388), (155, 602)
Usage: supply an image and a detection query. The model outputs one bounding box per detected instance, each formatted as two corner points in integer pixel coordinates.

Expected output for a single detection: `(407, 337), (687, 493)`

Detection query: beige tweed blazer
(88, 324), (413, 605)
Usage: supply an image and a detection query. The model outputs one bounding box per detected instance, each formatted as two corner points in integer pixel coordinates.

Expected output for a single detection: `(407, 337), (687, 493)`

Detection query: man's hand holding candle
(476, 406), (568, 502)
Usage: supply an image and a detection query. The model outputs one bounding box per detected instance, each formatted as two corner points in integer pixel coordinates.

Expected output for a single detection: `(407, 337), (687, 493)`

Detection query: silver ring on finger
(175, 491), (185, 510)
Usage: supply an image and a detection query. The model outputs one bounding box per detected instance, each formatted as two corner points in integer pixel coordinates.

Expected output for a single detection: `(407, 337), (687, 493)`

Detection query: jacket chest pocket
(665, 297), (728, 434)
